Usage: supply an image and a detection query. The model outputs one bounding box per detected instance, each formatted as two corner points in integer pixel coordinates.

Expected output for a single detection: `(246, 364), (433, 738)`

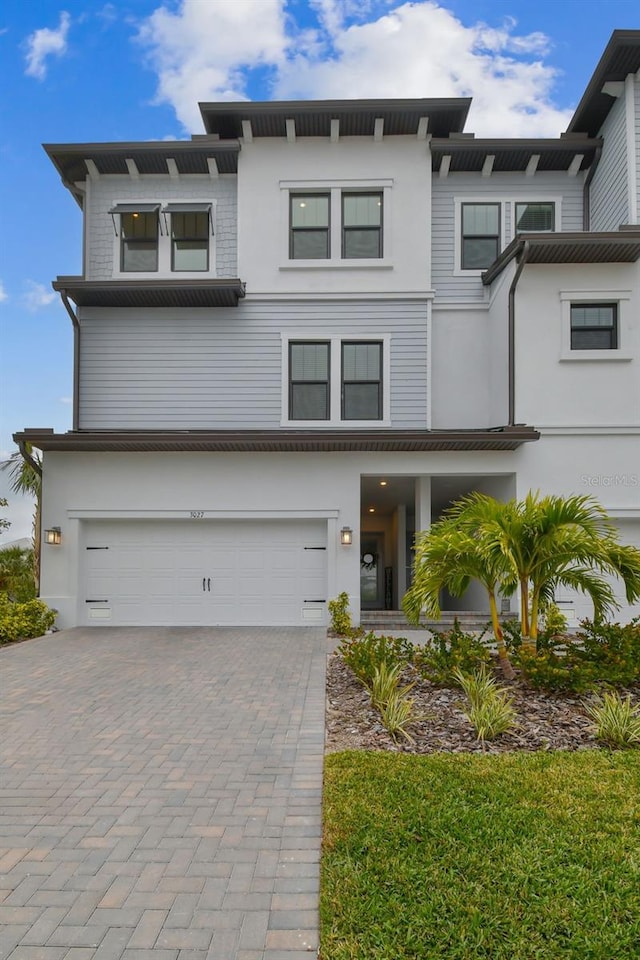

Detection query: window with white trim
(285, 184), (388, 263)
(570, 303), (618, 350)
(110, 201), (215, 276)
(515, 202), (555, 232)
(461, 203), (500, 270)
(284, 336), (389, 424)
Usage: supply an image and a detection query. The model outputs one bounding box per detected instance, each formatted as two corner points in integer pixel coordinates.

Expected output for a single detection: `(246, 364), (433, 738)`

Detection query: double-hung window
(342, 193), (383, 259)
(461, 203), (500, 270)
(290, 194), (330, 260)
(287, 338), (385, 423)
(115, 205), (160, 272)
(165, 203), (212, 272)
(341, 342), (382, 419)
(289, 342), (330, 420)
(570, 304), (618, 350)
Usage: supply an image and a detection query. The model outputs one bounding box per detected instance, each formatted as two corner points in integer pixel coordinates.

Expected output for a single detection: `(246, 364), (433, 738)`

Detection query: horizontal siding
(78, 300), (428, 430)
(590, 92), (628, 231)
(636, 76), (640, 221)
(86, 176), (237, 280)
(432, 172), (584, 302)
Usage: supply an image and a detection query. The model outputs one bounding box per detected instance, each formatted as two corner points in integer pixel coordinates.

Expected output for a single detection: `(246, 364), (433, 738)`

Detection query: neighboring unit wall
(432, 172), (584, 302)
(590, 91), (629, 231)
(236, 137), (431, 297)
(430, 306), (491, 428)
(514, 262), (640, 428)
(85, 175), (238, 279)
(77, 299), (428, 429)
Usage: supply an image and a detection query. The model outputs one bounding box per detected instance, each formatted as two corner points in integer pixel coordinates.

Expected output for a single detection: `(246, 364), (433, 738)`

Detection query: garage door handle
(207, 578), (211, 591)
(202, 577), (206, 592)
(304, 599), (326, 603)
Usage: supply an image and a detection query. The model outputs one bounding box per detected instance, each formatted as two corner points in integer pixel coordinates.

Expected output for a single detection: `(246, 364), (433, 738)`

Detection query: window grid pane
(570, 303), (617, 350)
(462, 204), (499, 236)
(515, 203), (555, 232)
(289, 342), (330, 420)
(342, 193), (383, 259)
(342, 342), (382, 420)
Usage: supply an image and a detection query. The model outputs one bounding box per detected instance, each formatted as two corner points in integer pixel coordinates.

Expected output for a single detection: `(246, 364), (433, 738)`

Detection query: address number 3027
(189, 511), (205, 519)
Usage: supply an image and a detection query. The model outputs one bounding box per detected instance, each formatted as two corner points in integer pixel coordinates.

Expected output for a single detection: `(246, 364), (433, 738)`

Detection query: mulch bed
(325, 653), (640, 755)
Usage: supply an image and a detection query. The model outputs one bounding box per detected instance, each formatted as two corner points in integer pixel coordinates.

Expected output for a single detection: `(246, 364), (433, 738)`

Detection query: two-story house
(15, 29), (640, 630)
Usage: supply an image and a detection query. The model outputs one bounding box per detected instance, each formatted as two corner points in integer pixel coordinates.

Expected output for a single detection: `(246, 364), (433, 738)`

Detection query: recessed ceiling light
(368, 507), (375, 513)
(379, 480), (387, 486)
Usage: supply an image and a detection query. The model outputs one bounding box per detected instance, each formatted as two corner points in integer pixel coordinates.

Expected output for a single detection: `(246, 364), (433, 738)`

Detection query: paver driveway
(0, 627), (327, 960)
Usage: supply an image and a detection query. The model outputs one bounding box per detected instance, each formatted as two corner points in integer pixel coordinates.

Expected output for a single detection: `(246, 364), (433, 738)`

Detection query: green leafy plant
(414, 619), (490, 686)
(517, 647), (598, 693)
(540, 602), (569, 639)
(584, 692), (640, 748)
(370, 661), (404, 710)
(0, 595), (56, 644)
(0, 546), (37, 601)
(328, 591), (353, 636)
(338, 631), (414, 689)
(454, 666), (518, 741)
(573, 617), (640, 686)
(378, 689), (417, 743)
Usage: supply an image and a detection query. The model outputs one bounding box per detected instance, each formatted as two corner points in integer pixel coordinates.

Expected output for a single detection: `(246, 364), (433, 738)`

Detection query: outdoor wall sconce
(44, 527), (62, 545)
(340, 526), (353, 546)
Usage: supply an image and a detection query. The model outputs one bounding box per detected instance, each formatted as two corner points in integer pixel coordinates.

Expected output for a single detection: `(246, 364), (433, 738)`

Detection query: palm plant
(1, 445), (42, 590)
(0, 546), (37, 601)
(403, 512), (516, 678)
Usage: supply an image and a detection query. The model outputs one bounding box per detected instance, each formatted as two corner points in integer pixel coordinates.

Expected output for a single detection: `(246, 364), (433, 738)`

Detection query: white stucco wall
(236, 137), (432, 296)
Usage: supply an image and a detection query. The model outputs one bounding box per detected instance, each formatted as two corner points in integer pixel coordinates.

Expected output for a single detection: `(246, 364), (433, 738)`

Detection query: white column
(396, 504), (407, 602)
(415, 476), (431, 535)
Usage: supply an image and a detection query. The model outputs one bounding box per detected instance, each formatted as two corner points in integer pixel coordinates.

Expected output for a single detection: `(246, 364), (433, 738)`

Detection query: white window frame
(280, 180), (393, 269)
(453, 196), (562, 276)
(281, 332), (392, 427)
(559, 290), (633, 361)
(112, 199), (217, 279)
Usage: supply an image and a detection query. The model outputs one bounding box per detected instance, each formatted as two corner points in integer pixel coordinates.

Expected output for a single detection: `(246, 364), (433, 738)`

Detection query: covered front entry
(82, 519), (327, 626)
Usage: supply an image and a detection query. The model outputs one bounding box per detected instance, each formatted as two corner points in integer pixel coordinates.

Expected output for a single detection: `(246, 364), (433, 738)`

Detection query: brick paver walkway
(0, 627), (326, 960)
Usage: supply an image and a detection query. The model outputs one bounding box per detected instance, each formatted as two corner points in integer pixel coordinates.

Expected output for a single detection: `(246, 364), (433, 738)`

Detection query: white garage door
(83, 520), (327, 626)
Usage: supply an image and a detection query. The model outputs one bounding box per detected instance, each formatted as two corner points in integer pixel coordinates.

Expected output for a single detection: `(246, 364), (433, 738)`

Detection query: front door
(360, 534), (384, 610)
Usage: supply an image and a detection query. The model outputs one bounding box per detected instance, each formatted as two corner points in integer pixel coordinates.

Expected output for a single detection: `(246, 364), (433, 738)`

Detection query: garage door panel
(83, 520), (327, 626)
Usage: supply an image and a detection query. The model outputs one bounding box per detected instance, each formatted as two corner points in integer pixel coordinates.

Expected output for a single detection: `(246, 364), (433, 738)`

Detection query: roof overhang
(199, 98), (471, 140)
(14, 427), (539, 454)
(52, 277), (246, 308)
(482, 230), (640, 285)
(431, 136), (601, 174)
(44, 141), (240, 203)
(567, 30), (640, 136)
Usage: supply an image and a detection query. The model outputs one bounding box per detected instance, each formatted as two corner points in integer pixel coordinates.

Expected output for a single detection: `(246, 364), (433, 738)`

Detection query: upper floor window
(120, 207), (159, 272)
(570, 303), (618, 350)
(289, 341), (330, 420)
(290, 195), (330, 260)
(341, 341), (382, 419)
(342, 194), (383, 259)
(111, 201), (214, 276)
(288, 188), (385, 262)
(461, 203), (500, 270)
(515, 202), (555, 232)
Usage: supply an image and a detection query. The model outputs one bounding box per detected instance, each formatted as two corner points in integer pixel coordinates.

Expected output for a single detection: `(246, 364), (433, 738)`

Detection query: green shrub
(328, 591), (353, 636)
(540, 602), (569, 639)
(0, 546), (36, 602)
(0, 595), (57, 644)
(379, 689), (417, 743)
(370, 661), (404, 710)
(454, 666), (517, 741)
(573, 617), (640, 686)
(338, 631), (415, 689)
(517, 647), (598, 693)
(584, 691), (640, 748)
(414, 619), (490, 686)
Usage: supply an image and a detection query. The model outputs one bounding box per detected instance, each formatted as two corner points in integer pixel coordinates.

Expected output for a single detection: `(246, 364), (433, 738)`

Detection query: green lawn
(321, 751), (640, 959)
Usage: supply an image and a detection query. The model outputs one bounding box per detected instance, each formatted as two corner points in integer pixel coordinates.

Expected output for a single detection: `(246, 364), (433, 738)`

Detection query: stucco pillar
(395, 503), (407, 602)
(415, 476), (431, 536)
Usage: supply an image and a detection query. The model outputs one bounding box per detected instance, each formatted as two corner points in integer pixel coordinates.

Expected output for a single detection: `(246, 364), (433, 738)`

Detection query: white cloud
(59, 397), (73, 406)
(137, 0), (288, 131)
(23, 281), (56, 312)
(138, 0), (571, 137)
(0, 281), (7, 303)
(24, 11), (71, 80)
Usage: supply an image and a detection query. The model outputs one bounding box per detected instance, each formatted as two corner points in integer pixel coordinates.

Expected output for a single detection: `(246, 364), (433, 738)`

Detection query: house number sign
(189, 511), (205, 519)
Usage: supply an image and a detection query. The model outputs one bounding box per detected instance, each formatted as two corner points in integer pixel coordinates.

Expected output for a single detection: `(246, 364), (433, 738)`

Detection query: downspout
(582, 145), (602, 230)
(507, 240), (530, 427)
(59, 290), (80, 431)
(17, 440), (43, 479)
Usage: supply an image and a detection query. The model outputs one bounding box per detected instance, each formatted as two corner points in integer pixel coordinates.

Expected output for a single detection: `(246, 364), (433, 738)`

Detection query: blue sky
(1, 0), (639, 540)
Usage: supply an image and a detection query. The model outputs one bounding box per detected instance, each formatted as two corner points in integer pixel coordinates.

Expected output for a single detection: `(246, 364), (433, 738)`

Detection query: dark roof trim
(199, 98), (471, 140)
(14, 427), (539, 454)
(482, 231), (640, 285)
(431, 136), (601, 173)
(567, 30), (640, 136)
(108, 203), (160, 214)
(44, 140), (240, 195)
(52, 277), (246, 309)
